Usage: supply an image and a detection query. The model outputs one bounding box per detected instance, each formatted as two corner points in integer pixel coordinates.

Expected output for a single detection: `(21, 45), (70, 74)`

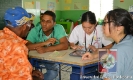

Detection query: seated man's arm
(26, 41), (46, 50)
(37, 36), (69, 53)
(27, 36), (68, 53)
(46, 36), (69, 51)
(26, 37), (60, 50)
(26, 41), (52, 50)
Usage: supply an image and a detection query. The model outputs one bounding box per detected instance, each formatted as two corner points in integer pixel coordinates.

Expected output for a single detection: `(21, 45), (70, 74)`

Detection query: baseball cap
(4, 6), (30, 27)
(28, 13), (35, 21)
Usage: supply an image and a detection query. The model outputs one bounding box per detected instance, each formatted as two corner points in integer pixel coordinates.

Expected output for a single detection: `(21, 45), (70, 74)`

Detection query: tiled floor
(60, 65), (72, 80)
(42, 64), (72, 80)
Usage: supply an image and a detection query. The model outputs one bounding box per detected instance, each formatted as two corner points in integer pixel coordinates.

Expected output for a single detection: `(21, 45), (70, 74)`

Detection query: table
(28, 49), (99, 80)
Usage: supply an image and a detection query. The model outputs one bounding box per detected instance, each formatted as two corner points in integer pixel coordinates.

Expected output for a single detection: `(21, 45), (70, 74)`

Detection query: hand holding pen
(70, 43), (84, 50)
(88, 44), (97, 52)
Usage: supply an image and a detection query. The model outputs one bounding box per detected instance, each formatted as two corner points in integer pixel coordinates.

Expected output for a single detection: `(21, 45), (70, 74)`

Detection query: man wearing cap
(0, 6), (43, 80)
(26, 10), (69, 80)
(23, 13), (35, 40)
(28, 13), (35, 30)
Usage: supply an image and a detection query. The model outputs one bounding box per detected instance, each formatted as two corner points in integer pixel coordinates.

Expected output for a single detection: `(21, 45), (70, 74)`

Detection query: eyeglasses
(103, 21), (114, 26)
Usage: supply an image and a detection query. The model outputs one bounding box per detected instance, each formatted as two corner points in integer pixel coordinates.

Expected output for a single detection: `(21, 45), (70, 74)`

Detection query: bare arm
(69, 43), (84, 50)
(104, 78), (110, 80)
(42, 37), (69, 52)
(26, 41), (46, 50)
(35, 37), (69, 53)
(26, 38), (57, 50)
(82, 49), (99, 60)
(82, 43), (113, 60)
(89, 42), (114, 52)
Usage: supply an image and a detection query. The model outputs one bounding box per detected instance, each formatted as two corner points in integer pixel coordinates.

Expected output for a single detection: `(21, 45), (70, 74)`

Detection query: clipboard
(69, 50), (85, 57)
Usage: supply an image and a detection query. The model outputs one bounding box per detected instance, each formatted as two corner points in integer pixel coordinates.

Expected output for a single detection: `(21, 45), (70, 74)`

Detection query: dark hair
(42, 10), (56, 22)
(105, 8), (133, 35)
(81, 11), (97, 24)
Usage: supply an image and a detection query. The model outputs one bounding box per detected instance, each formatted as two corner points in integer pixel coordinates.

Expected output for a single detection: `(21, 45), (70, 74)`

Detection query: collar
(3, 27), (27, 44)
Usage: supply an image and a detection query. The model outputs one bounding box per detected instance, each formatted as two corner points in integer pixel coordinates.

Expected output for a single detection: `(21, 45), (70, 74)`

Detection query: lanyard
(84, 29), (96, 52)
(39, 28), (54, 42)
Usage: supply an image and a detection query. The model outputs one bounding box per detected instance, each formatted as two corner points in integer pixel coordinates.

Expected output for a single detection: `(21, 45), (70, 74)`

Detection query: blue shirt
(103, 35), (133, 80)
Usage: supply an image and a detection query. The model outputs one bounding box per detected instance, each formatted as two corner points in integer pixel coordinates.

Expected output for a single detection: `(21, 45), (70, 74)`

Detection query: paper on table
(49, 51), (67, 58)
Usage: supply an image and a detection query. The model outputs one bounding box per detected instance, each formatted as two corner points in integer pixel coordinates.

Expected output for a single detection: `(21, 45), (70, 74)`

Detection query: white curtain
(89, 0), (113, 20)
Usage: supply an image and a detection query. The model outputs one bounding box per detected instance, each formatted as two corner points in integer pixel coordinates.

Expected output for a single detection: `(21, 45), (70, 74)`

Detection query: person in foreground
(0, 6), (43, 80)
(82, 8), (133, 80)
(26, 10), (69, 80)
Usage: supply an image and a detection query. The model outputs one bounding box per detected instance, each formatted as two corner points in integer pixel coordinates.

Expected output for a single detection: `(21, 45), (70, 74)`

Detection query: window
(89, 0), (113, 21)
